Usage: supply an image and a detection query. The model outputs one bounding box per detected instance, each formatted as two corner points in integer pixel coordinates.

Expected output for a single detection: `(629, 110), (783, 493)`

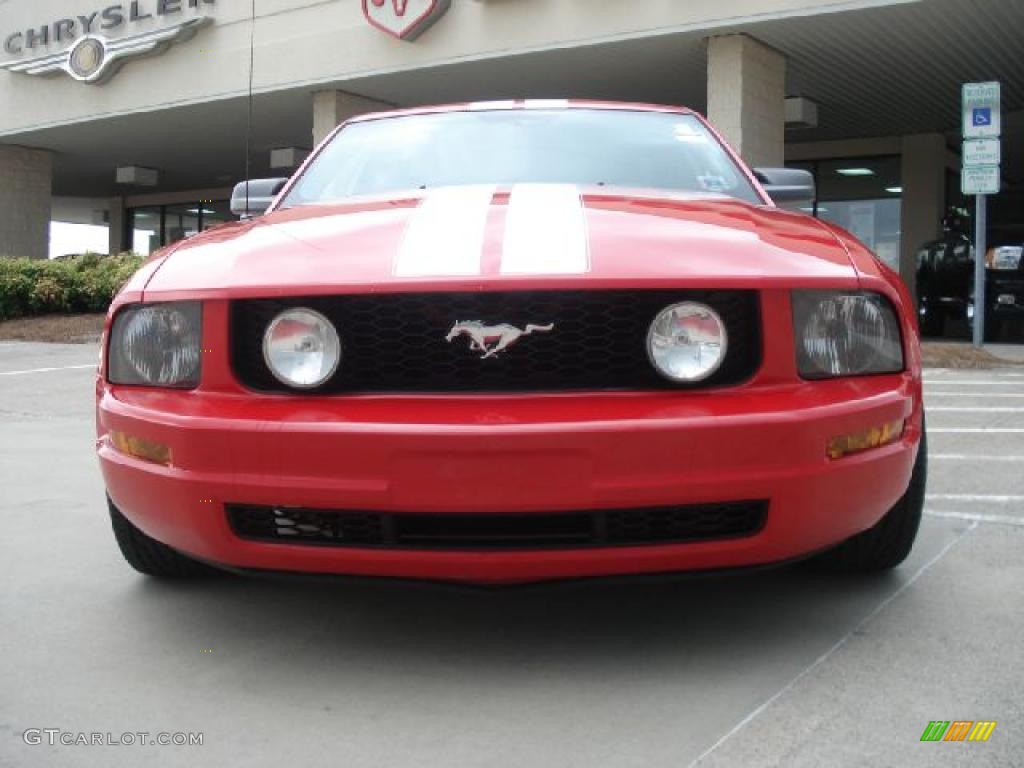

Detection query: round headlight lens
(263, 308), (341, 389)
(647, 302), (728, 382)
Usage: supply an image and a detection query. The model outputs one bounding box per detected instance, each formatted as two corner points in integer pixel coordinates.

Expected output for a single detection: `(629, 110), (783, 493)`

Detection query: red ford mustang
(96, 101), (926, 584)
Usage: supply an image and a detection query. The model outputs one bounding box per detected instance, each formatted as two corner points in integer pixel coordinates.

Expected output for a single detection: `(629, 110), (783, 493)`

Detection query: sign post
(962, 82), (1001, 347)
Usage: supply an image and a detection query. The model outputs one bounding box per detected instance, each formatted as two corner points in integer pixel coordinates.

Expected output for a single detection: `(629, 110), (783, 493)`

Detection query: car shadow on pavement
(129, 561), (907, 676)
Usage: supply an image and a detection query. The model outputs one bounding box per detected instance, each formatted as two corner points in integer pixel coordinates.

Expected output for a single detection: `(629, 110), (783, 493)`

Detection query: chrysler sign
(363, 0), (451, 41)
(1, 0), (214, 84)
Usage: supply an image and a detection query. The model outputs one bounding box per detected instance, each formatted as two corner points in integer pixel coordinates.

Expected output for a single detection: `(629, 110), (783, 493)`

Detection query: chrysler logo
(446, 321), (555, 359)
(363, 0), (451, 41)
(0, 17), (211, 84)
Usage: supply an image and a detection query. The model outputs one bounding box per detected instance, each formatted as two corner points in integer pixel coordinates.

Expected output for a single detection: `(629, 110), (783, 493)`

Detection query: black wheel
(808, 421), (927, 572)
(984, 314), (1002, 343)
(918, 308), (945, 337)
(108, 497), (220, 578)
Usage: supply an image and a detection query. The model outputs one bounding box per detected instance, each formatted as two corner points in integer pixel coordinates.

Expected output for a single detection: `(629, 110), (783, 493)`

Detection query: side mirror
(231, 178), (289, 218)
(753, 168), (815, 206)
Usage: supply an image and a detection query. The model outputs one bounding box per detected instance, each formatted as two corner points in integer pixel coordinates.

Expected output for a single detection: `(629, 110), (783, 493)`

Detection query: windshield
(280, 109), (762, 207)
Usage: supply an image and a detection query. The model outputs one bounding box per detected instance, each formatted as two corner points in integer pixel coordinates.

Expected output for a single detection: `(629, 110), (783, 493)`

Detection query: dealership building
(0, 0), (1021, 290)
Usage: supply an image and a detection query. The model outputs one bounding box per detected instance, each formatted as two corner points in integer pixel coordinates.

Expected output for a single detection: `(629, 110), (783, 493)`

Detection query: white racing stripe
(0, 364), (95, 376)
(523, 99), (570, 109)
(502, 184), (590, 275)
(394, 185), (496, 277)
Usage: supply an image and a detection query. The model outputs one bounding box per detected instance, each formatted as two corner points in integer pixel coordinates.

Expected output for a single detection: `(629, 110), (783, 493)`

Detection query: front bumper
(989, 277), (1024, 317)
(97, 375), (921, 584)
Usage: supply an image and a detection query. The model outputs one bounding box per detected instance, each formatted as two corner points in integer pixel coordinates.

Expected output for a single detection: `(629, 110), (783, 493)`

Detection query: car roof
(346, 100), (699, 124)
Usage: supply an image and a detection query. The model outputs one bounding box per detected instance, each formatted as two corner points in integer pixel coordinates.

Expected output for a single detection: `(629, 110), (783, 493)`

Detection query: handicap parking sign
(963, 82), (1000, 138)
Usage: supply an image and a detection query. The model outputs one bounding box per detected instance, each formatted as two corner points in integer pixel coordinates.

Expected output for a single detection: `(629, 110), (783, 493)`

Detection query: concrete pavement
(0, 341), (1021, 767)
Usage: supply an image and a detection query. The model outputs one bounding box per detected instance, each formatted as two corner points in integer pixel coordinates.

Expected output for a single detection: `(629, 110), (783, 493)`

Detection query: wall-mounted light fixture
(270, 148), (310, 170)
(785, 97), (819, 130)
(115, 166), (159, 187)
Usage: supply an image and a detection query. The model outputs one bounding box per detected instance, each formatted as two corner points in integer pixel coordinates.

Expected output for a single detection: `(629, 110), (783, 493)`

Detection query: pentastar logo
(362, 0), (451, 41)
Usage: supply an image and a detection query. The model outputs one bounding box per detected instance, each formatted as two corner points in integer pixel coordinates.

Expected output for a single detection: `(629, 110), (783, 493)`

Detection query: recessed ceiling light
(837, 168), (875, 177)
(885, 186), (903, 194)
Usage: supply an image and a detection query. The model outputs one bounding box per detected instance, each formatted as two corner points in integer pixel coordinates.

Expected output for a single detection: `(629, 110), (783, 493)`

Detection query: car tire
(984, 315), (1002, 343)
(919, 309), (945, 337)
(108, 497), (220, 578)
(807, 420), (927, 572)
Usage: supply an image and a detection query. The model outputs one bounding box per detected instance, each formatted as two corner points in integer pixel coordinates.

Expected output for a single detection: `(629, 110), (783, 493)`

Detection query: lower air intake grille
(226, 501), (768, 551)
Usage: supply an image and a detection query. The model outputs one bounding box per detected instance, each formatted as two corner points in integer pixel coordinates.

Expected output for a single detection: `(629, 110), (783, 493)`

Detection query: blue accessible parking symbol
(972, 107), (992, 127)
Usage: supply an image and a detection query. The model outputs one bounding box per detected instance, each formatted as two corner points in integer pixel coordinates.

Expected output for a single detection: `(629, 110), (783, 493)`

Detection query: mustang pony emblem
(446, 321), (554, 359)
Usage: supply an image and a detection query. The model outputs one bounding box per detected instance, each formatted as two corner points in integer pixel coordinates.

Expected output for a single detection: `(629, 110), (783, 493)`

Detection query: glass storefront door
(788, 156), (902, 272)
(126, 199), (233, 255)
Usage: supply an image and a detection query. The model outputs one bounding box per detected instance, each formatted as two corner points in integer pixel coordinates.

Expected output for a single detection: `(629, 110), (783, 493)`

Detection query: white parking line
(926, 494), (1024, 504)
(922, 381), (1024, 387)
(687, 521), (979, 768)
(930, 454), (1024, 461)
(925, 372), (1024, 379)
(926, 392), (1024, 398)
(927, 407), (1024, 413)
(0, 364), (95, 377)
(930, 428), (1024, 434)
(926, 510), (1024, 526)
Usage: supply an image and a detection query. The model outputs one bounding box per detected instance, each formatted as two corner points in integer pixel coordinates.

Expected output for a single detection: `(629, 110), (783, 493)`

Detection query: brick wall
(707, 35), (786, 169)
(0, 145), (53, 260)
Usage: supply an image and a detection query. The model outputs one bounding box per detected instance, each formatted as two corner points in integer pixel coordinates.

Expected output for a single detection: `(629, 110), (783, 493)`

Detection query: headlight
(108, 302), (202, 388)
(792, 291), (903, 379)
(986, 246), (1022, 271)
(263, 308), (341, 389)
(647, 302), (728, 382)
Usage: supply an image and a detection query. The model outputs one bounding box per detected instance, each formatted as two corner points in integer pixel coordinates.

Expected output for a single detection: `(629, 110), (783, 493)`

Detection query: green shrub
(0, 252), (144, 321)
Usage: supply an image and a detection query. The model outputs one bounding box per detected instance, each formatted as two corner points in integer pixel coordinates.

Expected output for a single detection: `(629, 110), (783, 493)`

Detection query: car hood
(142, 186), (859, 298)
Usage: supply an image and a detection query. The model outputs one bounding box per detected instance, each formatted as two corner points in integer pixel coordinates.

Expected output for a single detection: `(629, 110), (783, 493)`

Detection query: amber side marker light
(110, 431), (171, 466)
(827, 420), (904, 460)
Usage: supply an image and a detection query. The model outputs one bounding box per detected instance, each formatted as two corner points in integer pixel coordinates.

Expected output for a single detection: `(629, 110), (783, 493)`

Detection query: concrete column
(900, 133), (946, 295)
(706, 34), (786, 168)
(108, 197), (126, 255)
(0, 145), (52, 260)
(312, 91), (392, 147)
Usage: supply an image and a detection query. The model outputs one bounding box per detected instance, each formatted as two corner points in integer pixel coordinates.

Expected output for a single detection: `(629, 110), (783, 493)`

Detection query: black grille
(226, 501), (768, 551)
(230, 290), (761, 393)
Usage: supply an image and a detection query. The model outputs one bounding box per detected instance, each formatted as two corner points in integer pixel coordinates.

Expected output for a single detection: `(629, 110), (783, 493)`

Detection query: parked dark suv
(916, 217), (1023, 340)
(977, 244), (1024, 338)
(915, 223), (973, 337)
